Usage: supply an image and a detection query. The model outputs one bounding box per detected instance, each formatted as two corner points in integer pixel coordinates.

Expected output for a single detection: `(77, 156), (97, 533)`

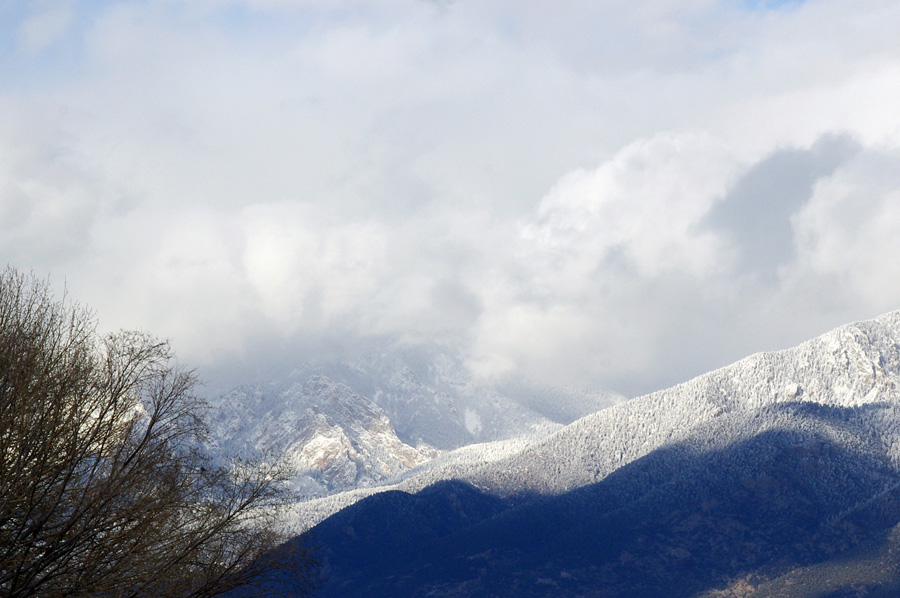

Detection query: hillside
(208, 343), (620, 497)
(208, 375), (435, 496)
(279, 343), (620, 449)
(267, 310), (900, 596)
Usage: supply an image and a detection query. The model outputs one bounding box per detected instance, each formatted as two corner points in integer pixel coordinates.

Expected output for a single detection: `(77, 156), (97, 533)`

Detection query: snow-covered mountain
(285, 310), (900, 526)
(209, 375), (436, 496)
(208, 342), (621, 497)
(471, 308), (900, 496)
(280, 343), (620, 449)
(264, 310), (900, 597)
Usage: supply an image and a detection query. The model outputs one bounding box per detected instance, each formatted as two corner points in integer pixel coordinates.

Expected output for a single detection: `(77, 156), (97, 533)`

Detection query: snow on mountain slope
(267, 311), (900, 597)
(464, 309), (900, 495)
(209, 375), (436, 496)
(486, 311), (900, 492)
(297, 401), (900, 598)
(279, 342), (621, 449)
(284, 431), (553, 532)
(206, 341), (621, 500)
(283, 310), (900, 530)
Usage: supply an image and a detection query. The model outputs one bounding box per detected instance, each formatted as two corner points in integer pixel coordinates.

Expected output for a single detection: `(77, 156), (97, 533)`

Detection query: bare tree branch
(0, 268), (315, 598)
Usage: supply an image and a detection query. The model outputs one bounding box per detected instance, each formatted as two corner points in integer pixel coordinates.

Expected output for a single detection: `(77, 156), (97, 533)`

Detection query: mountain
(457, 308), (900, 496)
(208, 342), (621, 497)
(266, 310), (900, 596)
(279, 343), (620, 449)
(208, 375), (435, 496)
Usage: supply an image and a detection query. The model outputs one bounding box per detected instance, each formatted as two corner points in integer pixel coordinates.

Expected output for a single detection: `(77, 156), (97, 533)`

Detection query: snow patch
(464, 408), (482, 436)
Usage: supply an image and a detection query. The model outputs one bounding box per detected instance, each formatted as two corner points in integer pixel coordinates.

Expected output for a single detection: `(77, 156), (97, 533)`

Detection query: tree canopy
(0, 268), (312, 598)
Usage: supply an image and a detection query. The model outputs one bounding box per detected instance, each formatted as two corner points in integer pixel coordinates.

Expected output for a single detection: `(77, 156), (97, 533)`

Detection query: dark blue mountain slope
(306, 480), (514, 577)
(276, 402), (900, 598)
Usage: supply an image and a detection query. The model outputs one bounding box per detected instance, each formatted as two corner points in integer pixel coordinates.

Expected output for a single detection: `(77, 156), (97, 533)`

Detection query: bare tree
(0, 268), (314, 598)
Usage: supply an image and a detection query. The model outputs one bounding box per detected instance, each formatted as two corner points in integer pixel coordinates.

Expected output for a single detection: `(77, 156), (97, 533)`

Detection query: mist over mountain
(257, 310), (900, 596)
(208, 341), (621, 497)
(209, 375), (435, 496)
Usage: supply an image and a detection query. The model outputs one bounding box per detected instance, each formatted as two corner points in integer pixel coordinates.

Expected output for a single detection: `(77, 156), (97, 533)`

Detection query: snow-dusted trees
(0, 268), (313, 598)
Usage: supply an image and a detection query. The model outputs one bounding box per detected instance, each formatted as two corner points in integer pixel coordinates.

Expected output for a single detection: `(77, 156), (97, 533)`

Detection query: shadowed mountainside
(238, 311), (900, 596)
(266, 402), (900, 597)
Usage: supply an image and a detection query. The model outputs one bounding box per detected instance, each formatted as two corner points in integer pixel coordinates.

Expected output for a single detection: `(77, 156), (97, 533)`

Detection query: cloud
(704, 133), (860, 283)
(0, 100), (105, 269)
(467, 133), (741, 389)
(791, 147), (900, 314)
(522, 133), (739, 283)
(16, 2), (73, 54)
(467, 130), (900, 394)
(3, 0), (900, 398)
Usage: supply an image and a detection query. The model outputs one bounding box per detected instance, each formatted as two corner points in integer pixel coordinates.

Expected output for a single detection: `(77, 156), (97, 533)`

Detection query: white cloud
(16, 2), (73, 54)
(791, 148), (900, 314)
(3, 0), (900, 397)
(466, 133), (741, 386)
(522, 133), (739, 284)
(0, 100), (105, 269)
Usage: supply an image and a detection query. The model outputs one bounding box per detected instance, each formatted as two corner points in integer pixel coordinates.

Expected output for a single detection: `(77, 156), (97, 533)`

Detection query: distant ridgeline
(208, 344), (619, 499)
(250, 311), (900, 597)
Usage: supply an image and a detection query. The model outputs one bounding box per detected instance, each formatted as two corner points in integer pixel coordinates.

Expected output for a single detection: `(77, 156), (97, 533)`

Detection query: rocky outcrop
(208, 375), (435, 497)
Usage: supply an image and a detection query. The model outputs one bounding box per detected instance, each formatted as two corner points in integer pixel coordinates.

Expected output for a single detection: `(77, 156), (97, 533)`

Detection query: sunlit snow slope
(268, 311), (900, 597)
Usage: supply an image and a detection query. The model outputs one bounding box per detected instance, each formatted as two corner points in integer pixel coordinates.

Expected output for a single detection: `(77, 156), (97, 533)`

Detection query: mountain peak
(278, 310), (900, 597)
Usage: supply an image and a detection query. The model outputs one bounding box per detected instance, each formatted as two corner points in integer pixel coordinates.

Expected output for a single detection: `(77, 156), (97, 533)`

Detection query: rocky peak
(209, 373), (436, 498)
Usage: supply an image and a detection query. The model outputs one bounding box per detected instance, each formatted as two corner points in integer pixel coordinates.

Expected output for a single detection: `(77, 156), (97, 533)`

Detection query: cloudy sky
(3, 0), (900, 398)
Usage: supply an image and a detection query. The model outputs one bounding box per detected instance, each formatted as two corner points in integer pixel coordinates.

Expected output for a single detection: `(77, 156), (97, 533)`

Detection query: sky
(3, 0), (900, 398)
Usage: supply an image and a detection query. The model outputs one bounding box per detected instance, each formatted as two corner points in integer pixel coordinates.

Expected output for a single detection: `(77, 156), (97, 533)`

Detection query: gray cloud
(0, 106), (104, 269)
(704, 133), (860, 283)
(2, 1), (900, 399)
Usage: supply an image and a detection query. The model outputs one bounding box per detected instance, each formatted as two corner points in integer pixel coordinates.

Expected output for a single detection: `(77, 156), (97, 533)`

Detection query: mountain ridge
(269, 309), (900, 596)
(209, 342), (622, 498)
